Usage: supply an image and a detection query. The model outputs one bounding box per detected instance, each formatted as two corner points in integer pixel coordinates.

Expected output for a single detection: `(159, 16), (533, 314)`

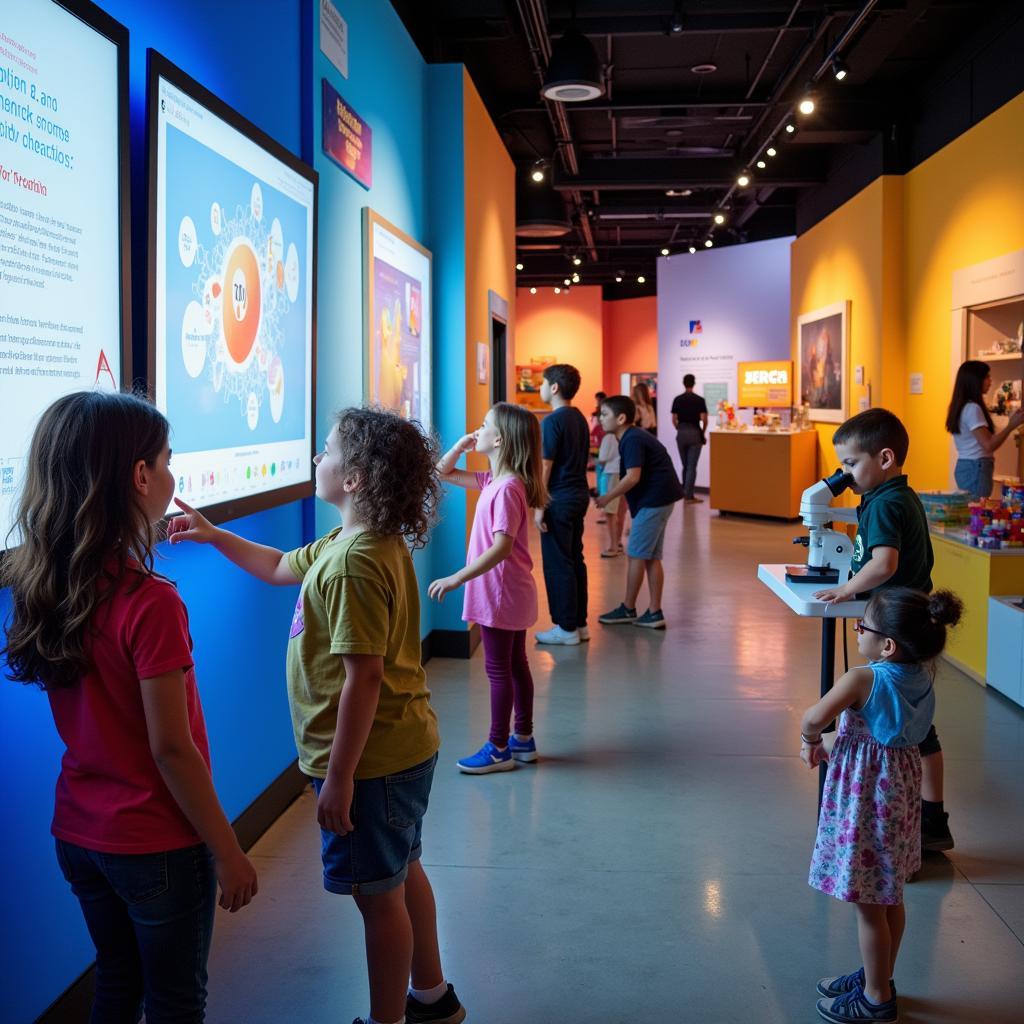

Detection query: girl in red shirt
(2, 391), (256, 1023)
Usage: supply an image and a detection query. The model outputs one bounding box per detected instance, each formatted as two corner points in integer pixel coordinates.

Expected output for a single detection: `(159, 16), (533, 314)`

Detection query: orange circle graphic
(222, 241), (261, 365)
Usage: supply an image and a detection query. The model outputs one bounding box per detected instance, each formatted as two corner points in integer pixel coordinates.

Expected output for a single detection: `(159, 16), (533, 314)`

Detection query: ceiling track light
(688, 245), (696, 254)
(572, 255), (582, 266)
(704, 238), (713, 248)
(713, 213), (725, 225)
(756, 159), (766, 169)
(785, 123), (796, 134)
(766, 145), (777, 157)
(831, 55), (849, 82)
(554, 286), (561, 294)
(798, 86), (816, 116)
(529, 286), (537, 295)
(571, 272), (580, 283)
(637, 275), (646, 284)
(737, 172), (751, 188)
(615, 274), (623, 282)
(529, 159), (546, 183)
(564, 278), (571, 286)
(515, 262), (524, 271)
(661, 247), (670, 256)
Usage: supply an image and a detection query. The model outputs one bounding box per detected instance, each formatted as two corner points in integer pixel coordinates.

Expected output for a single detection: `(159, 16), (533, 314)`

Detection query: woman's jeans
(954, 457), (995, 499)
(56, 839), (217, 1024)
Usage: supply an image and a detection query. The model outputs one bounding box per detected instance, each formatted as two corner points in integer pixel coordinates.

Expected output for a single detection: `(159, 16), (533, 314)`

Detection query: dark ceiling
(390, 1), (1019, 295)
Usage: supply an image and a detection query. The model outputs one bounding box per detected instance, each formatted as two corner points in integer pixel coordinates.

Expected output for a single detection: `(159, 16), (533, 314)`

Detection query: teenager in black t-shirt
(670, 375), (708, 502)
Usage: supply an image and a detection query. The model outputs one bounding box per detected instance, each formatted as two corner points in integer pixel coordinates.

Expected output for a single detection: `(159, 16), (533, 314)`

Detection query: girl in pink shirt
(430, 402), (548, 774)
(2, 391), (256, 1023)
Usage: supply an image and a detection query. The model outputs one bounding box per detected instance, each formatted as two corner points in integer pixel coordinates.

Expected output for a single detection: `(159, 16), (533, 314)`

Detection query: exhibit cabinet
(709, 429), (818, 519)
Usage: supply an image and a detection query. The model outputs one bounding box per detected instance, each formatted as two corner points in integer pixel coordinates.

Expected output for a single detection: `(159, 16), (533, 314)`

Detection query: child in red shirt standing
(2, 392), (256, 1024)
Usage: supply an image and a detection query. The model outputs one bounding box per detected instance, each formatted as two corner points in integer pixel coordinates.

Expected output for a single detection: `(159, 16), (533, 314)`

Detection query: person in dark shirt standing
(535, 364), (591, 646)
(595, 395), (683, 629)
(670, 374), (708, 503)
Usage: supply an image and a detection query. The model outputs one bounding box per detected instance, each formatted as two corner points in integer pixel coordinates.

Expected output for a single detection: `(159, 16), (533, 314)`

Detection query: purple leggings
(481, 625), (534, 747)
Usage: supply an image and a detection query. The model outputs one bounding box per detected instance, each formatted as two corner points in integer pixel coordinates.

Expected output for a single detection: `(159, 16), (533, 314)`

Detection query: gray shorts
(626, 502), (675, 560)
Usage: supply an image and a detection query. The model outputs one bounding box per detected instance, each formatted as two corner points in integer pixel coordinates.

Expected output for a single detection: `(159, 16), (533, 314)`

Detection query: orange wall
(603, 295), (658, 395)
(515, 286), (604, 410)
(463, 70), (515, 485)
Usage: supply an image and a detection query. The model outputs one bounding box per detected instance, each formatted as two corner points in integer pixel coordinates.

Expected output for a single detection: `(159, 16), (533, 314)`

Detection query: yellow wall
(790, 177), (903, 483)
(903, 91), (1024, 489)
(791, 90), (1024, 491)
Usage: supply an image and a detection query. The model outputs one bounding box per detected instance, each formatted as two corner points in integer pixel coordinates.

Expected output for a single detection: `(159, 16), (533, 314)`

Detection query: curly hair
(331, 407), (441, 548)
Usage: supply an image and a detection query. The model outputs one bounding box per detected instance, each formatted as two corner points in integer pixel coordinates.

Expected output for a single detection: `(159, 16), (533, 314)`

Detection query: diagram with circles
(163, 125), (309, 453)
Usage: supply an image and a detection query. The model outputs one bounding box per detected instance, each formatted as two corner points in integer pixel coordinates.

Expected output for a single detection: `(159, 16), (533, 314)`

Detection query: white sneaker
(578, 626), (590, 641)
(535, 626), (581, 646)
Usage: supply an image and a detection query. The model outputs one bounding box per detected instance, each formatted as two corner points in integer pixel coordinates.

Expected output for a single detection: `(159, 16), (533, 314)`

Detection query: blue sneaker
(598, 603), (637, 625)
(633, 608), (666, 629)
(457, 741), (514, 774)
(817, 968), (896, 1000)
(507, 734), (538, 762)
(816, 984), (897, 1023)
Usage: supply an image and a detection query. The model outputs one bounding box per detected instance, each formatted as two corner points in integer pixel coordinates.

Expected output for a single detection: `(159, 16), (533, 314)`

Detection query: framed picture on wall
(363, 208), (432, 427)
(797, 301), (849, 423)
(476, 341), (489, 385)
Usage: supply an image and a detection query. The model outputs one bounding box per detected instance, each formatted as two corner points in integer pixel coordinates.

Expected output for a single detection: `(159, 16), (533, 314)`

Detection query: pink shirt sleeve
(127, 581), (195, 679)
(490, 479), (526, 538)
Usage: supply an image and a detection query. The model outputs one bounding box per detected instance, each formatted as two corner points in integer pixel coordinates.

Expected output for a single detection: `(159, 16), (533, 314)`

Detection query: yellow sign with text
(737, 360), (793, 408)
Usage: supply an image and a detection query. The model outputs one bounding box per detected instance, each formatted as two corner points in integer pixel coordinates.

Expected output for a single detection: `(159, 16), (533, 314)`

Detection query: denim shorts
(627, 502), (675, 559)
(954, 457), (995, 500)
(310, 753), (436, 896)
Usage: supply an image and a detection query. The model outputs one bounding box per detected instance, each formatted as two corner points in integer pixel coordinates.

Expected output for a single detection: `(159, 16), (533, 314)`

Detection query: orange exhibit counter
(709, 429), (818, 519)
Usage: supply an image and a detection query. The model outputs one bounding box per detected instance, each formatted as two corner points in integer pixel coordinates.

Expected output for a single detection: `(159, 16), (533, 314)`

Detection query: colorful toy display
(963, 483), (1024, 549)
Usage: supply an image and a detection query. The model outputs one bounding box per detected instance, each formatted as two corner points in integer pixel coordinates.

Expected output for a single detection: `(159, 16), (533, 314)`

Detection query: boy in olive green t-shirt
(169, 408), (465, 1024)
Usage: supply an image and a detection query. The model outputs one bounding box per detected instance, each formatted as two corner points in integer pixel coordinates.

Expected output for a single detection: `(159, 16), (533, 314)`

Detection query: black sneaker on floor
(406, 983), (466, 1024)
(922, 811), (954, 852)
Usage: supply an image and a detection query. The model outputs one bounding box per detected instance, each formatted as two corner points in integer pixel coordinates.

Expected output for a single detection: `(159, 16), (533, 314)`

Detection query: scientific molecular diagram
(177, 180), (301, 430)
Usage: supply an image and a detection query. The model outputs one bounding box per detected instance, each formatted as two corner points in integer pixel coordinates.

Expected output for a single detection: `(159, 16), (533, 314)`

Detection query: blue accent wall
(2, 3), (480, 1019)
(1, 2), (307, 1020)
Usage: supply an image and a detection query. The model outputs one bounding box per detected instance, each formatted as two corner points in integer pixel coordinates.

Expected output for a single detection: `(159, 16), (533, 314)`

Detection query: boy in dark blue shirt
(535, 363), (591, 646)
(595, 395), (683, 629)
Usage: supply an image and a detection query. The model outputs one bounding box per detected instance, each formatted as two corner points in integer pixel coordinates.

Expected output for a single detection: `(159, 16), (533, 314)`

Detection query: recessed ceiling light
(690, 63), (717, 75)
(637, 275), (646, 284)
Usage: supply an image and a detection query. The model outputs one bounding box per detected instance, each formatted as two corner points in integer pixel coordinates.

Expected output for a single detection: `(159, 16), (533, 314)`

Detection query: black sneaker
(406, 983), (466, 1024)
(921, 811), (954, 852)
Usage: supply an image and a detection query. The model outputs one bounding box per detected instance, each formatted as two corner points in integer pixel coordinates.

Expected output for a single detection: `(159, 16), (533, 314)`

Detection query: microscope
(786, 468), (858, 584)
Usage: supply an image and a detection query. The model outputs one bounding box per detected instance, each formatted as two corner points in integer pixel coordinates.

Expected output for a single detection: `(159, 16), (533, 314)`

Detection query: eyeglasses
(853, 620), (887, 638)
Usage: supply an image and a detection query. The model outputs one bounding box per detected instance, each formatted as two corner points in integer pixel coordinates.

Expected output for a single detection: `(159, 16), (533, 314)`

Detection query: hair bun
(929, 589), (963, 628)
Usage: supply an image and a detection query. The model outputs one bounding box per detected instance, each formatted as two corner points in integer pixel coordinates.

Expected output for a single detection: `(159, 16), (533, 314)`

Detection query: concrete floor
(206, 502), (1024, 1024)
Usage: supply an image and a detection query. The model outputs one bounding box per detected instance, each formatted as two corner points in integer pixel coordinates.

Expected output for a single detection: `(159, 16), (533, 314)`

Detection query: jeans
(954, 457), (995, 499)
(55, 839), (217, 1024)
(540, 490), (589, 631)
(676, 425), (704, 499)
(481, 625), (534, 746)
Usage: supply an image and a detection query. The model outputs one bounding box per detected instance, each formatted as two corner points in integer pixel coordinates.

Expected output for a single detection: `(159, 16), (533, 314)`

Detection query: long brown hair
(491, 402), (548, 509)
(945, 360), (994, 433)
(1, 391), (170, 690)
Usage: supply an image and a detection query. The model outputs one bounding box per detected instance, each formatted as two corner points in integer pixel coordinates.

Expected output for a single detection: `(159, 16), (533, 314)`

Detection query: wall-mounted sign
(737, 360), (793, 407)
(319, 0), (349, 79)
(322, 79), (371, 189)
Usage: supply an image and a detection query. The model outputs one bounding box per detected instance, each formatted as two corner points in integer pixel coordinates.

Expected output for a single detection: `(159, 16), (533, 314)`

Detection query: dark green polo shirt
(851, 475), (933, 593)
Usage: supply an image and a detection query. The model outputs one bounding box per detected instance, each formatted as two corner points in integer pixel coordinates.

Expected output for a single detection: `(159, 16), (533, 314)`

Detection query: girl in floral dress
(800, 587), (962, 1024)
